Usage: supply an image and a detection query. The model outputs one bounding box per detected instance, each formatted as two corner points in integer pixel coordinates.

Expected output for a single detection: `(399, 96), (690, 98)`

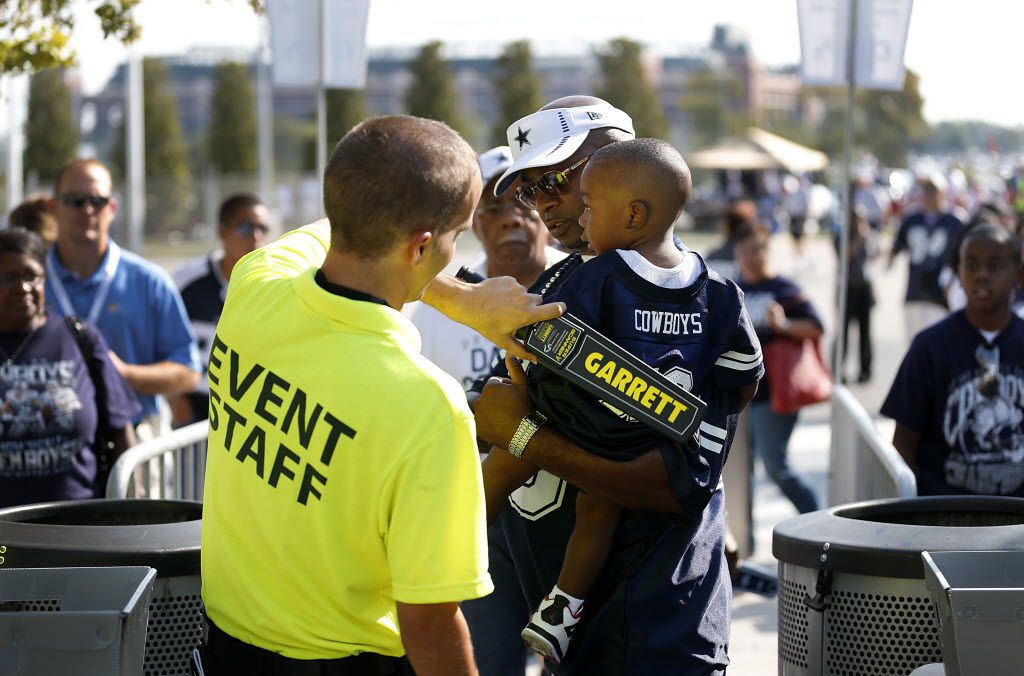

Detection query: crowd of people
(5, 89), (1024, 675)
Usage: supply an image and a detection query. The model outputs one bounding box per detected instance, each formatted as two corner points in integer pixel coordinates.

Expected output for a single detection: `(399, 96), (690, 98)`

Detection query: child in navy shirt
(481, 139), (763, 663)
(882, 221), (1024, 496)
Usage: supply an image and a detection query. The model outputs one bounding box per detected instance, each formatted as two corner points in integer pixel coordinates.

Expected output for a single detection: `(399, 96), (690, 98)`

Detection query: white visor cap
(478, 146), (514, 185)
(494, 103), (636, 196)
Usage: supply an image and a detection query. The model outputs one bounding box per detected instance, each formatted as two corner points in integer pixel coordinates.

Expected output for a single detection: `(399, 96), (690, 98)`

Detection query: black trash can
(773, 496), (1024, 676)
(0, 499), (202, 676)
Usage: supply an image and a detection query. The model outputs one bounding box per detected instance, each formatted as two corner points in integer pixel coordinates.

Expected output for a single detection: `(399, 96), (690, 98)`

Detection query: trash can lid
(0, 500), (201, 577)
(773, 496), (1024, 579)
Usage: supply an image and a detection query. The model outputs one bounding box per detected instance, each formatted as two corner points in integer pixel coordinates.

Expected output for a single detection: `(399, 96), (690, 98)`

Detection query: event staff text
(207, 335), (356, 506)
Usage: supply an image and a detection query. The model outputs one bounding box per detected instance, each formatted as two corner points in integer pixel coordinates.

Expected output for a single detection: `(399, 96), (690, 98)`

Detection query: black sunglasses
(234, 221), (270, 236)
(60, 193), (112, 210)
(514, 155), (591, 210)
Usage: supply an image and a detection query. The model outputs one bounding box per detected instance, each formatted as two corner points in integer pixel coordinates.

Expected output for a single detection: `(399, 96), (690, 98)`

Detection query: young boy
(882, 221), (1024, 497)
(481, 138), (762, 663)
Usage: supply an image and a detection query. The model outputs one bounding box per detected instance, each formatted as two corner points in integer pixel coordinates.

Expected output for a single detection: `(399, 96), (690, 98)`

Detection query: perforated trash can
(921, 550), (1024, 676)
(773, 496), (1024, 676)
(0, 500), (201, 676)
(0, 565), (156, 675)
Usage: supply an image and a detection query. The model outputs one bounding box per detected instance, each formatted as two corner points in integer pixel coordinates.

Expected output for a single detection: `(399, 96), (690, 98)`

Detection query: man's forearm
(120, 361), (200, 396)
(521, 427), (682, 514)
(396, 602), (477, 676)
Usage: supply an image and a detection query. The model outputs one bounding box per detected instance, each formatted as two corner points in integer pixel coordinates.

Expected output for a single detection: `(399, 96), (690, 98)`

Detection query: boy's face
(579, 161), (634, 255)
(958, 235), (1022, 314)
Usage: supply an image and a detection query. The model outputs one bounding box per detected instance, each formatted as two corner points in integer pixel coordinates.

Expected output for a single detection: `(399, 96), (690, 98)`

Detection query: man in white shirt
(409, 146), (562, 676)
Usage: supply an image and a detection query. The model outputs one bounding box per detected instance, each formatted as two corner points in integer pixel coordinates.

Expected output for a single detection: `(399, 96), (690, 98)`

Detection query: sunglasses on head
(233, 221), (270, 236)
(514, 155), (591, 210)
(60, 193), (112, 210)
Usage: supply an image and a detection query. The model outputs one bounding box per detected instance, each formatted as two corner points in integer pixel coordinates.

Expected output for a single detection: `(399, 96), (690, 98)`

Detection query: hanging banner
(266, 0), (319, 87)
(322, 0), (372, 89)
(796, 0), (913, 90)
(797, 0), (850, 87)
(855, 0), (914, 91)
(266, 0), (370, 89)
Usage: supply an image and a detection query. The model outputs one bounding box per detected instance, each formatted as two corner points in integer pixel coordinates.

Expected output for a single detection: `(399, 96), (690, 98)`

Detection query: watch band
(507, 411), (547, 459)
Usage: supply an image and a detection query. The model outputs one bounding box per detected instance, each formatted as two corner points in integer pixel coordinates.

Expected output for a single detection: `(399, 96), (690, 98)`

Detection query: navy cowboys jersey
(501, 249), (763, 674)
(173, 251), (227, 420)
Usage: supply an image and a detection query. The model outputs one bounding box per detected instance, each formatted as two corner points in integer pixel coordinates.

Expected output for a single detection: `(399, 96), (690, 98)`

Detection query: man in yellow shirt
(200, 115), (493, 676)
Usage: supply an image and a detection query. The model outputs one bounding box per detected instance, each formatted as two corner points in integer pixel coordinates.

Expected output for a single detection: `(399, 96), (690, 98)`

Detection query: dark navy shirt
(893, 210), (964, 304)
(736, 275), (824, 404)
(0, 313), (140, 507)
(882, 311), (1024, 497)
(501, 251), (763, 675)
(174, 252), (228, 423)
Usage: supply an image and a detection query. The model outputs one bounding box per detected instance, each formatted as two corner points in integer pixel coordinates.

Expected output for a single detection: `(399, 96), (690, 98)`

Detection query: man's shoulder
(117, 247), (179, 289)
(173, 252), (218, 291)
(391, 349), (474, 425)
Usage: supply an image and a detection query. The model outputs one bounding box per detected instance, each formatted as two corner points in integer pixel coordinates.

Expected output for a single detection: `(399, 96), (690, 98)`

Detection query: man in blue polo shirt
(46, 159), (200, 434)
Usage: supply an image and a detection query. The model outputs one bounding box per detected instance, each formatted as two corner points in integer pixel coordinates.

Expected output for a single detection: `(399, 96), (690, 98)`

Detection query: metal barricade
(106, 421), (209, 500)
(827, 385), (915, 505)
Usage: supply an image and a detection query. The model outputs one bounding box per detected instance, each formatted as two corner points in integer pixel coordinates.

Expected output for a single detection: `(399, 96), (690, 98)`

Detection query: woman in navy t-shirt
(735, 222), (824, 513)
(0, 228), (139, 507)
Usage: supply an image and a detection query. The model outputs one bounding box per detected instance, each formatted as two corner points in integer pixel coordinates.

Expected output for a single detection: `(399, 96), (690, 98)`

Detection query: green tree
(404, 41), (465, 135)
(112, 58), (193, 235)
(325, 88), (370, 147)
(490, 41), (543, 147)
(207, 61), (257, 174)
(678, 69), (750, 149)
(596, 38), (668, 140)
(1, 1), (263, 75)
(807, 68), (929, 166)
(24, 68), (79, 183)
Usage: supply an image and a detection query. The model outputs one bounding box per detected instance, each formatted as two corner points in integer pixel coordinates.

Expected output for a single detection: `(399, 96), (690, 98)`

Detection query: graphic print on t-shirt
(0, 359), (84, 478)
(942, 366), (1024, 494)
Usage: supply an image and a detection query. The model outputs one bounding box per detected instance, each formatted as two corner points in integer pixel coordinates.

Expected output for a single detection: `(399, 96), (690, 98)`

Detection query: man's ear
(408, 230), (433, 264)
(627, 200), (649, 230)
(108, 196), (119, 218)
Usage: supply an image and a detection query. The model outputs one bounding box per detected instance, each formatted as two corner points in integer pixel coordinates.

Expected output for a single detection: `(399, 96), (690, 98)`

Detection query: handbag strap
(64, 315), (115, 486)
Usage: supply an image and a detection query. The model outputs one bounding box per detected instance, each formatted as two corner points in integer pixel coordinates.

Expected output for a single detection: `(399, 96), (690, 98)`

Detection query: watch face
(529, 411), (548, 425)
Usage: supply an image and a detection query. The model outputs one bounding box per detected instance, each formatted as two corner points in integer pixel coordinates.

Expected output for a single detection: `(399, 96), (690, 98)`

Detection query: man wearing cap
(466, 96), (742, 675)
(889, 173), (964, 342)
(410, 146), (563, 676)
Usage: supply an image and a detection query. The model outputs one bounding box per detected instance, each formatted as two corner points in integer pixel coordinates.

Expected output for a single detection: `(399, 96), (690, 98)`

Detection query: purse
(763, 337), (833, 414)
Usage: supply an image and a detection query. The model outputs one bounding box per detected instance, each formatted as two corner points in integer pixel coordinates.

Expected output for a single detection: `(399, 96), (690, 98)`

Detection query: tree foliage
(678, 68), (750, 149)
(0, 1), (262, 75)
(489, 41), (543, 148)
(112, 58), (193, 235)
(404, 41), (465, 135)
(596, 38), (668, 140)
(325, 88), (370, 146)
(208, 61), (257, 173)
(24, 68), (79, 183)
(808, 68), (929, 166)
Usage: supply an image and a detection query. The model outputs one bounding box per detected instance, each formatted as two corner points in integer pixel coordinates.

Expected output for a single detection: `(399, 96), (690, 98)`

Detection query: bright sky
(62, 0), (1023, 127)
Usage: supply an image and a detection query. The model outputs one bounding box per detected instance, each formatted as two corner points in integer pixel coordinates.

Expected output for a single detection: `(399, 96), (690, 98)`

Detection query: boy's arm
(892, 423), (920, 470)
(421, 273), (565, 362)
(738, 382), (758, 413)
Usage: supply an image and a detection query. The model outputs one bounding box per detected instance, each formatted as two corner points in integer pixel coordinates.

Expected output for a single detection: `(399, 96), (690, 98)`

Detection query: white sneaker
(521, 592), (582, 663)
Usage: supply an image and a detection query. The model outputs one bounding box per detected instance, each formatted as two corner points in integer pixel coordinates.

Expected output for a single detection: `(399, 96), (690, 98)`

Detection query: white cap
(494, 103), (635, 196)
(478, 146), (514, 185)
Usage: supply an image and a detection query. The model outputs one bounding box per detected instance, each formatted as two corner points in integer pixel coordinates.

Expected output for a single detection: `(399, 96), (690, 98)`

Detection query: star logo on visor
(514, 126), (531, 149)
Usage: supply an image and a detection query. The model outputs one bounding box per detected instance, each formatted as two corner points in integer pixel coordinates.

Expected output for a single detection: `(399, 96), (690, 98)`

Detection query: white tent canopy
(688, 127), (830, 174)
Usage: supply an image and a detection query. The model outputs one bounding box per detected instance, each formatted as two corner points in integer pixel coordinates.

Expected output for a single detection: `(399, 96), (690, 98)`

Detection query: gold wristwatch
(507, 411), (548, 459)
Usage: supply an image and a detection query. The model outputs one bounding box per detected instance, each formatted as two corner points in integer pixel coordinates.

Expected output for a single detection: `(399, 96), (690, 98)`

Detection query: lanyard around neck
(47, 241), (122, 326)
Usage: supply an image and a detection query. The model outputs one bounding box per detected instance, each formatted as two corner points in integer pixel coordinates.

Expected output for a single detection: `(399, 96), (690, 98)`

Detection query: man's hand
(474, 354), (533, 449)
(422, 274), (565, 362)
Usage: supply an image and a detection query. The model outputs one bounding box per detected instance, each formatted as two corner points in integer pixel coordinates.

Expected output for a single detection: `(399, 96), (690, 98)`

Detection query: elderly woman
(0, 228), (138, 507)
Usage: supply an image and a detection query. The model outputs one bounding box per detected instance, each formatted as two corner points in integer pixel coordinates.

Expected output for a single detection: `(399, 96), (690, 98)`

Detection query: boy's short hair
(955, 220), (1022, 271)
(589, 139), (692, 223)
(323, 115), (478, 259)
(219, 193), (264, 227)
